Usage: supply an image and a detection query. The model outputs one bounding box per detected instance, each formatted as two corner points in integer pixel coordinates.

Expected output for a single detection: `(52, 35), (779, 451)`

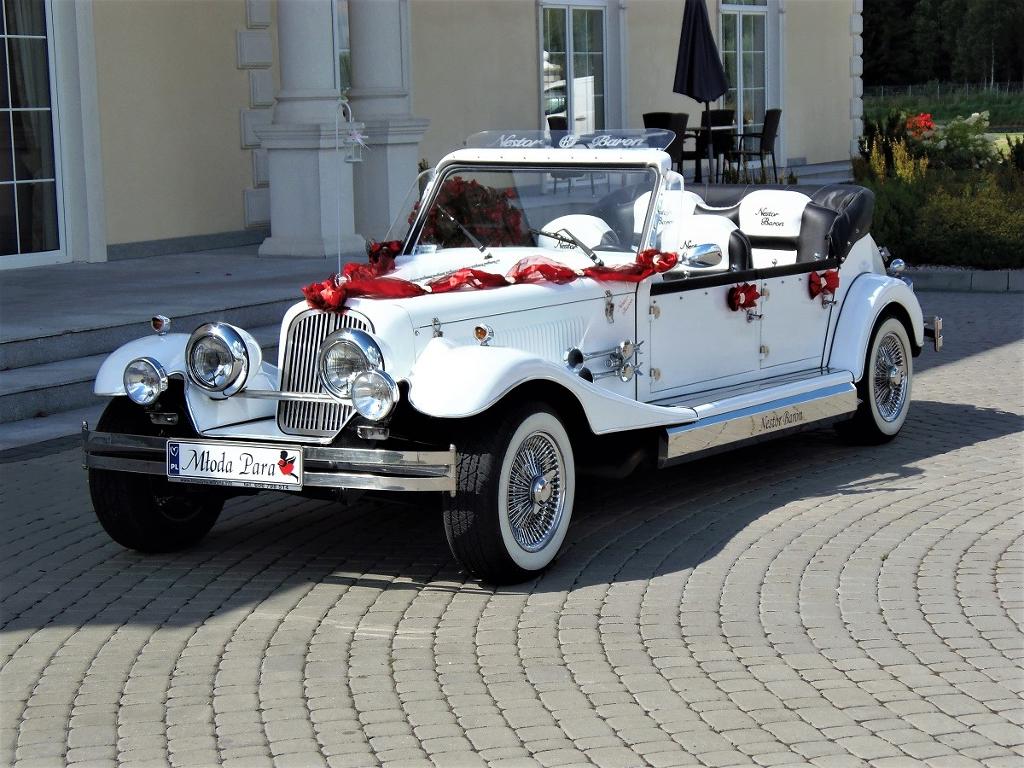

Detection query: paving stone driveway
(1, 291), (1022, 768)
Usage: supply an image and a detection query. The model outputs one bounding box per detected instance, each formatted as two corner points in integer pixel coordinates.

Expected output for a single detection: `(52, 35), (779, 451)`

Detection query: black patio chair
(680, 108), (735, 183)
(546, 116), (594, 194)
(642, 112), (689, 174)
(727, 108), (782, 183)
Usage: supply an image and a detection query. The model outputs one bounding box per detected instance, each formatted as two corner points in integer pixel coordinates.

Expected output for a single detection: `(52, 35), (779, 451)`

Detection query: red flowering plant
(417, 176), (530, 249)
(905, 113), (935, 140)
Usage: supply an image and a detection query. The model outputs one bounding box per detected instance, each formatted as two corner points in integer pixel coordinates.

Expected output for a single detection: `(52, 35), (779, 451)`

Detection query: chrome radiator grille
(277, 309), (371, 437)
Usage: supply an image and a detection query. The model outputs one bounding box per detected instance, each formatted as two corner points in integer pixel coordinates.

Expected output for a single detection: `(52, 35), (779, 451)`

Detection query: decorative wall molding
(246, 0), (272, 29)
(849, 4), (864, 157)
(236, 29), (273, 68)
(238, 0), (276, 229)
(243, 187), (271, 228)
(252, 149), (270, 187)
(241, 108), (273, 149)
(249, 69), (275, 107)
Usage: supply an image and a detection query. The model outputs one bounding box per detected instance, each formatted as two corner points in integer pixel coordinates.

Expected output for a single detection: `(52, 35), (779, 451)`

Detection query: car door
(757, 268), (834, 374)
(641, 275), (761, 400)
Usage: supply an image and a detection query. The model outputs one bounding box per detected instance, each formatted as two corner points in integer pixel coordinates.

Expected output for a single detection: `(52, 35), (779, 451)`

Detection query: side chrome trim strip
(660, 383), (858, 466)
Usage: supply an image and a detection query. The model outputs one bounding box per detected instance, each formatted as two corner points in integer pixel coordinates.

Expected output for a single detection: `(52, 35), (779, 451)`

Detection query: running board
(659, 382), (858, 467)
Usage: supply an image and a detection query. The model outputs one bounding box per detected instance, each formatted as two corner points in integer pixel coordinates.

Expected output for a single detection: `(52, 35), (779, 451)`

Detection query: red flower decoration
(367, 239), (403, 265)
(808, 269), (840, 299)
(727, 283), (760, 311)
(906, 112), (935, 139)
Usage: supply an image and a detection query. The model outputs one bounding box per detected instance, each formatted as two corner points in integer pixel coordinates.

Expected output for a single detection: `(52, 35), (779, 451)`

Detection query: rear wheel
(443, 404), (575, 584)
(89, 398), (223, 552)
(839, 316), (913, 444)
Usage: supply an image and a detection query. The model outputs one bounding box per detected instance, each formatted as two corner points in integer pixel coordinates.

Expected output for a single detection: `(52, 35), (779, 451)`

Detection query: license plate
(167, 440), (303, 491)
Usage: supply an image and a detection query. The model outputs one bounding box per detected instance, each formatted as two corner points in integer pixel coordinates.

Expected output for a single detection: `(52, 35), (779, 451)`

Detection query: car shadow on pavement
(0, 400), (1020, 637)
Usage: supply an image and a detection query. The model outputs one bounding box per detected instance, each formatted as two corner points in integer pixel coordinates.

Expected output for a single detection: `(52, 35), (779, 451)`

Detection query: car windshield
(408, 166), (661, 256)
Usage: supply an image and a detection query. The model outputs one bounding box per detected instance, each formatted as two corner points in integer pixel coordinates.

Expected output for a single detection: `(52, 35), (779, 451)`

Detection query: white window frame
(537, 1), (624, 132)
(1, 0), (67, 268)
(720, 0), (784, 165)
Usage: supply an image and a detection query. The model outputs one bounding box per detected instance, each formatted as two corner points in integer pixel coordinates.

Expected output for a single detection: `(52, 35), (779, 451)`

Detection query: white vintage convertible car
(84, 130), (943, 584)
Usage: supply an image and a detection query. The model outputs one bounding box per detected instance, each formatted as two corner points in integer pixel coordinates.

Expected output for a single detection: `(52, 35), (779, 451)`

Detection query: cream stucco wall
(93, 0), (265, 245)
(627, 0), (854, 169)
(784, 0), (853, 165)
(410, 0), (539, 166)
(627, 0), (704, 131)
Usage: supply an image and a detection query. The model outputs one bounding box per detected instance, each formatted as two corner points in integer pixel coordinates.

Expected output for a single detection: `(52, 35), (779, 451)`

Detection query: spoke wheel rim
(872, 331), (909, 423)
(506, 431), (566, 553)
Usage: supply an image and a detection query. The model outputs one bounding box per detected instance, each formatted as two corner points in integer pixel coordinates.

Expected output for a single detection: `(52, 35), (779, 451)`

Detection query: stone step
(0, 325), (280, 424)
(792, 160), (853, 185)
(0, 298), (295, 371)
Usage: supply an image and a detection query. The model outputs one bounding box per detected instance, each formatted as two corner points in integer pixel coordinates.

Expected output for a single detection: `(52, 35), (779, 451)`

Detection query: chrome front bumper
(82, 425), (457, 494)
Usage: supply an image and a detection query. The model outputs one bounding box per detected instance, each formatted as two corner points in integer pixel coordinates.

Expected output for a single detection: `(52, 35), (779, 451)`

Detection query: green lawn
(988, 132), (1023, 154)
(864, 90), (1024, 130)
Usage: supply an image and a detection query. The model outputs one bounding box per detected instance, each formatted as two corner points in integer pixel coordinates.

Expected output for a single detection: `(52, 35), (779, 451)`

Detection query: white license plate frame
(166, 439), (303, 492)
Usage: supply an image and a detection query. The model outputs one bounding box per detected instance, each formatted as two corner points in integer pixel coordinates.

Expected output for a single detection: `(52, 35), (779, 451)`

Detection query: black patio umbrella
(673, 0), (729, 181)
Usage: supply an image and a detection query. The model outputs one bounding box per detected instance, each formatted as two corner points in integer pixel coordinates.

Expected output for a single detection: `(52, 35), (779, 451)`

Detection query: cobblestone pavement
(2, 292), (1022, 768)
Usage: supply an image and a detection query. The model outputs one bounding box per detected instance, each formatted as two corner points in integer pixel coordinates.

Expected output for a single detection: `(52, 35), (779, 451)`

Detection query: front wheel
(443, 405), (575, 584)
(89, 398), (223, 552)
(839, 316), (913, 444)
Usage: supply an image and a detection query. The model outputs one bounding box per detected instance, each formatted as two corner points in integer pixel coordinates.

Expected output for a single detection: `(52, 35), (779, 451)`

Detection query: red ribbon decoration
(727, 283), (760, 311)
(301, 248), (681, 312)
(428, 268), (510, 294)
(507, 256), (580, 285)
(808, 269), (840, 299)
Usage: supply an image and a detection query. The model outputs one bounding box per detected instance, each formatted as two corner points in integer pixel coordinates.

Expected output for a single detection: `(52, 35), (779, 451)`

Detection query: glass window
(541, 5), (606, 134)
(334, 0), (351, 95)
(412, 165), (657, 254)
(721, 8), (767, 134)
(1, 0), (60, 257)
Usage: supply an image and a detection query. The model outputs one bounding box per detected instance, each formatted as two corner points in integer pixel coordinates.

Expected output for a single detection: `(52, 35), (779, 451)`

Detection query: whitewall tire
(841, 315), (913, 443)
(443, 404), (575, 584)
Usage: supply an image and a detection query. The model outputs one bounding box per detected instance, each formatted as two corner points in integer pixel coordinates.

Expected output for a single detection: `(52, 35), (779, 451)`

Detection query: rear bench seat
(679, 183), (874, 269)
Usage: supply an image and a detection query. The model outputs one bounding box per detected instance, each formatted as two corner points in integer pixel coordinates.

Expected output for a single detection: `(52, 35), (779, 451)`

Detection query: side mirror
(662, 243), (724, 281)
(684, 243), (723, 268)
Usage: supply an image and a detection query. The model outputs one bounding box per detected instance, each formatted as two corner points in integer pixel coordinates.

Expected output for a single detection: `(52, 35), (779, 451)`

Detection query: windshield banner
(466, 129), (675, 152)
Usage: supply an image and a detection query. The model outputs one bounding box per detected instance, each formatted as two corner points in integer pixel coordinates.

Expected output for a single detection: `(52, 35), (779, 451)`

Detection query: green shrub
(917, 111), (998, 169)
(1002, 135), (1024, 173)
(866, 165), (1024, 270)
(912, 186), (1024, 269)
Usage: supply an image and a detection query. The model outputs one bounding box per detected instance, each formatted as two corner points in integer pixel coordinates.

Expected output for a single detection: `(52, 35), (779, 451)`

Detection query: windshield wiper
(530, 227), (604, 267)
(436, 205), (493, 259)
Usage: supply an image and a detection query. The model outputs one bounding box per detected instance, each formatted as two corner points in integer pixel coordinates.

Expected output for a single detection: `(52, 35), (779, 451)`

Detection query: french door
(720, 2), (768, 133)
(541, 5), (606, 135)
(1, 0), (64, 263)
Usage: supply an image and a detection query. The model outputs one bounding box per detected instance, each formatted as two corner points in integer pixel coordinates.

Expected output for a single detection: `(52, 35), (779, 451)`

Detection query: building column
(347, 0), (429, 240)
(257, 0), (364, 259)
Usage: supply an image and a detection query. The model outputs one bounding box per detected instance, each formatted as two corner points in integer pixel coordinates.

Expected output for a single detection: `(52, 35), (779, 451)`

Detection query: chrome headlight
(350, 369), (399, 421)
(186, 322), (249, 396)
(123, 357), (168, 405)
(318, 329), (383, 398)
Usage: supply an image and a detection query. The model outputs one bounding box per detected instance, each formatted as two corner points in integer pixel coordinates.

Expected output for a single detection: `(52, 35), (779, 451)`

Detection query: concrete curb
(907, 269), (1024, 293)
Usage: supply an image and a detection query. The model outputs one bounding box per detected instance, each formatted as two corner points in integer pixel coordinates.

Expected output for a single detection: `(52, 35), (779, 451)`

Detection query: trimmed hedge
(863, 171), (1024, 270)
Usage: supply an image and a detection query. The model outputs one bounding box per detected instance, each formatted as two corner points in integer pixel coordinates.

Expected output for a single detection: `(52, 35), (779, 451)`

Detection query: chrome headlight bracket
(318, 328), (384, 399)
(185, 322), (250, 397)
(123, 357), (169, 405)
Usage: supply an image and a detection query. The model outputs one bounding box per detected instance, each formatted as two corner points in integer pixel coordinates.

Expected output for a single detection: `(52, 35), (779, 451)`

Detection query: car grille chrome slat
(278, 310), (371, 437)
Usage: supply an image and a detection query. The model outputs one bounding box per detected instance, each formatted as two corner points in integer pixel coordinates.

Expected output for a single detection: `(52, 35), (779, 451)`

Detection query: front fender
(95, 333), (191, 396)
(406, 338), (698, 434)
(828, 273), (925, 382)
